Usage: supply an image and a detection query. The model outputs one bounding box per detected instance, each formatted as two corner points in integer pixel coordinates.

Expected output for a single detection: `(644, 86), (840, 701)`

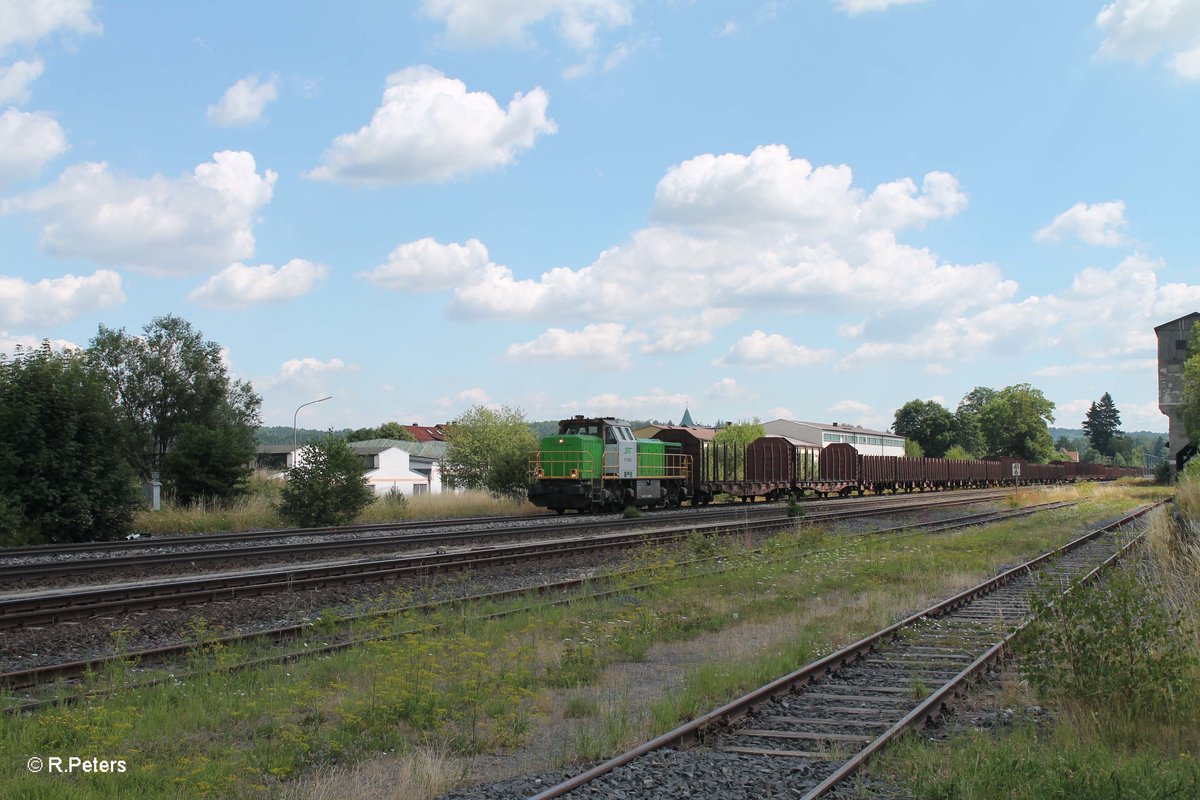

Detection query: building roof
(768, 419), (901, 438)
(1154, 311), (1200, 332)
(645, 425), (718, 442)
(403, 423), (447, 442)
(256, 444), (297, 454)
(679, 408), (695, 427)
(350, 438), (447, 458)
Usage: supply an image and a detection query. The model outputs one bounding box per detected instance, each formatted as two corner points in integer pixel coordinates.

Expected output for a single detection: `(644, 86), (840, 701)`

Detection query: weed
(1022, 565), (1196, 720)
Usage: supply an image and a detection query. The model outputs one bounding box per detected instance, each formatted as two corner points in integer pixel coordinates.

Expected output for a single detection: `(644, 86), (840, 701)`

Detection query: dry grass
(282, 747), (468, 800)
(133, 483), (541, 534)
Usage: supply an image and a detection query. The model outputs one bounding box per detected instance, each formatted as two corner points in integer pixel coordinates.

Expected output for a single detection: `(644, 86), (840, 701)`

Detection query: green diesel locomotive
(527, 416), (691, 513)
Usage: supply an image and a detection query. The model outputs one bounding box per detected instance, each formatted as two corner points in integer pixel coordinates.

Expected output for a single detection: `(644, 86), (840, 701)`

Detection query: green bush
(277, 434), (375, 527)
(1022, 566), (1196, 717)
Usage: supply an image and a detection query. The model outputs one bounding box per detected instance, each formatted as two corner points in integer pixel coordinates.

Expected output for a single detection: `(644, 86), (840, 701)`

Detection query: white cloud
(841, 252), (1200, 369)
(0, 107), (67, 186)
(0, 58), (43, 103)
(0, 331), (79, 354)
(435, 387), (496, 411)
(0, 269), (123, 328)
(705, 377), (752, 400)
(714, 330), (834, 368)
(0, 0), (100, 52)
(1034, 358), (1158, 378)
(562, 387), (692, 418)
(207, 74), (278, 127)
(563, 36), (649, 79)
(765, 406), (793, 420)
(925, 363), (951, 375)
(640, 308), (741, 354)
(838, 320), (865, 339)
(307, 66), (556, 185)
(1120, 400), (1169, 430)
(188, 259), (328, 308)
(2, 150), (277, 274)
(261, 357), (358, 399)
(1035, 200), (1128, 246)
(423, 0), (632, 50)
(834, 0), (930, 15)
(1096, 0), (1200, 80)
(862, 172), (968, 229)
(506, 323), (646, 368)
(447, 146), (1004, 325)
(830, 399), (874, 415)
(360, 237), (491, 291)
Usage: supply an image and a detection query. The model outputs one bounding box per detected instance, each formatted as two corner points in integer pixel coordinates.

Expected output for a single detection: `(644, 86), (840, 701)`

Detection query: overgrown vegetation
(873, 476), (1200, 799)
(0, 484), (1167, 799)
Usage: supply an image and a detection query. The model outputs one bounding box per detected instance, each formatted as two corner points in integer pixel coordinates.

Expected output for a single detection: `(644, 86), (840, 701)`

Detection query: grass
(131, 473), (539, 535)
(870, 477), (1200, 799)
(0, 482), (1165, 799)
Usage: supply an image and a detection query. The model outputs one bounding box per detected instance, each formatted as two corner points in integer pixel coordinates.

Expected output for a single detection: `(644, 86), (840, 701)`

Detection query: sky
(1, 0), (1198, 434)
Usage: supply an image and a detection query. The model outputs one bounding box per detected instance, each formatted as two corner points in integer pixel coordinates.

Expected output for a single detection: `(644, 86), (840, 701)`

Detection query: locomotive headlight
(558, 438), (564, 444)
(570, 469), (578, 478)
(537, 468), (544, 477)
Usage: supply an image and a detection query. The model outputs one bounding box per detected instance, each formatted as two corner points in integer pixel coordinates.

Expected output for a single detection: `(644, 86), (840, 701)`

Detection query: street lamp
(293, 396), (333, 464)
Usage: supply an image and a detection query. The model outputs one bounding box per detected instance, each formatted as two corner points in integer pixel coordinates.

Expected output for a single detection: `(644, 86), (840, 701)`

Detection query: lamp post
(293, 396), (333, 466)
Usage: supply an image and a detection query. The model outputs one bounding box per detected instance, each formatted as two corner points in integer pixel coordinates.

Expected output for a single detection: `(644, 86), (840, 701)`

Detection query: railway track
(0, 490), (1015, 583)
(0, 492), (1019, 629)
(523, 502), (1161, 800)
(2, 498), (1074, 715)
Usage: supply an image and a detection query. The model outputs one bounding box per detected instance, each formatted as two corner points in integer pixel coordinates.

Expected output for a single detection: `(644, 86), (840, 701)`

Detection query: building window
(414, 484), (428, 496)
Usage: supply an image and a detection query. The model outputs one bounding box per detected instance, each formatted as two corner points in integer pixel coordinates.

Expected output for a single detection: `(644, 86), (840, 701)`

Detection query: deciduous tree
(952, 386), (996, 457)
(892, 400), (955, 457)
(978, 383), (1057, 462)
(87, 315), (261, 500)
(443, 405), (538, 497)
(278, 434), (374, 526)
(0, 343), (139, 543)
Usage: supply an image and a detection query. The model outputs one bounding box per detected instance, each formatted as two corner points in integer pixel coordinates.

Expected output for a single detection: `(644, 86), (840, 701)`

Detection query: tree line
(890, 383), (1151, 466)
(1, 316), (263, 544)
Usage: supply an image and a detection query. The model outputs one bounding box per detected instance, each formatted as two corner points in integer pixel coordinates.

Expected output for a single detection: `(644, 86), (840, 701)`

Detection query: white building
(351, 439), (446, 497)
(253, 438), (447, 497)
(762, 419), (906, 456)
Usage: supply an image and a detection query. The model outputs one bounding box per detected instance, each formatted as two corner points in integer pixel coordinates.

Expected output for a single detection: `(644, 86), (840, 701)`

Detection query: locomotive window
(604, 428), (617, 444)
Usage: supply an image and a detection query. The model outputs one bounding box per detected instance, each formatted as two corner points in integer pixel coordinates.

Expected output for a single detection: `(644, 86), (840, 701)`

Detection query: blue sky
(2, 0), (1197, 433)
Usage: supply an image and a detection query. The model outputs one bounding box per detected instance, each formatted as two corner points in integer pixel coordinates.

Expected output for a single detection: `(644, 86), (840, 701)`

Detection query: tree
(278, 434), (375, 526)
(87, 315), (261, 497)
(952, 387), (996, 457)
(1082, 392), (1122, 457)
(442, 405), (538, 497)
(0, 343), (139, 543)
(1182, 322), (1200, 449)
(343, 422), (416, 442)
(944, 445), (974, 460)
(904, 439), (925, 457)
(892, 400), (955, 457)
(713, 418), (765, 479)
(161, 423), (256, 506)
(377, 422), (416, 441)
(978, 383), (1057, 462)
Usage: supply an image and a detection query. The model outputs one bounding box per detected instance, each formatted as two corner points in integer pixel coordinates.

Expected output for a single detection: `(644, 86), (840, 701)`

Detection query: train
(525, 416), (1141, 514)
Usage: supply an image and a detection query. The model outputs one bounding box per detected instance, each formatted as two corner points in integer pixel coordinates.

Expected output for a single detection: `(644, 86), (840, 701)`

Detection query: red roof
(404, 424), (447, 442)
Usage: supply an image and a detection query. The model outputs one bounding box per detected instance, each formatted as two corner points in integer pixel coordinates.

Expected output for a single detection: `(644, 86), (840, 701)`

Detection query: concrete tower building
(1156, 312), (1200, 471)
